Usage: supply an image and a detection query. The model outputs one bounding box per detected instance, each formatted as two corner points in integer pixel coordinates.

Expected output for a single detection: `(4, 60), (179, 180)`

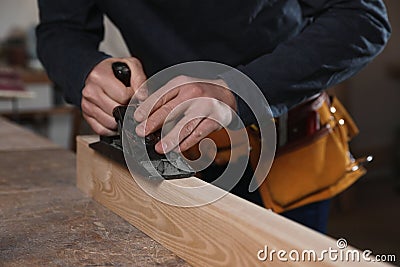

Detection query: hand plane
(89, 62), (195, 179)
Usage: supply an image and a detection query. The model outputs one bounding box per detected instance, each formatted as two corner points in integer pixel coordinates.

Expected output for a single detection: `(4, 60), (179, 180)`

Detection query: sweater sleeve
(36, 0), (110, 106)
(222, 0), (391, 124)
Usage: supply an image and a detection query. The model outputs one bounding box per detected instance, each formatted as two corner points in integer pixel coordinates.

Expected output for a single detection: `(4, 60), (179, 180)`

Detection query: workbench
(0, 117), (187, 266)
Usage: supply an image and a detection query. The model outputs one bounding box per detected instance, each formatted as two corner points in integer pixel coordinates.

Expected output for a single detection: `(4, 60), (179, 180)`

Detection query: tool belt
(185, 92), (366, 213)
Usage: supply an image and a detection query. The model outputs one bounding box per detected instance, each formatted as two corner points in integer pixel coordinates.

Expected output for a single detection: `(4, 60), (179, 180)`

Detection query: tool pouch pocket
(254, 95), (366, 212)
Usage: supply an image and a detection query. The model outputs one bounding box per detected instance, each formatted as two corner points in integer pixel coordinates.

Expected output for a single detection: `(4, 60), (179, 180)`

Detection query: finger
(177, 119), (222, 153)
(134, 76), (207, 123)
(134, 83), (148, 102)
(124, 57), (147, 92)
(153, 101), (212, 153)
(83, 113), (117, 136)
(87, 64), (133, 104)
(81, 98), (117, 130)
(134, 85), (179, 122)
(82, 84), (120, 116)
(104, 57), (147, 103)
(121, 57), (148, 101)
(134, 75), (201, 121)
(155, 116), (204, 154)
(135, 97), (190, 137)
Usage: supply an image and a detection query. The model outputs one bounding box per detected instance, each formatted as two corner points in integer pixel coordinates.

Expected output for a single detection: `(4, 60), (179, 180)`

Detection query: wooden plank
(0, 148), (188, 266)
(0, 116), (59, 151)
(77, 136), (390, 266)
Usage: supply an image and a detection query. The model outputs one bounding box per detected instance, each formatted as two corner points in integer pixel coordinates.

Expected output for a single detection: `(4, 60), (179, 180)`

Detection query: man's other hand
(134, 75), (237, 154)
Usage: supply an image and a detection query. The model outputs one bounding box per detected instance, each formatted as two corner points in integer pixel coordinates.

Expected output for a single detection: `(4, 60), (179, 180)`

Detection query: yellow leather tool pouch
(256, 95), (366, 212)
(187, 93), (367, 213)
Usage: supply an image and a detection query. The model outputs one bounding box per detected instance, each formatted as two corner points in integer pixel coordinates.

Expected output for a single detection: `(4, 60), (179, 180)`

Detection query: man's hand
(134, 75), (237, 154)
(82, 57), (146, 135)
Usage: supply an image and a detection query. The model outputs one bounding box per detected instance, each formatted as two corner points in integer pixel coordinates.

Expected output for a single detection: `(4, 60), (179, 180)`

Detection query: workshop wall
(0, 0), (129, 61)
(0, 0), (38, 41)
(346, 0), (400, 171)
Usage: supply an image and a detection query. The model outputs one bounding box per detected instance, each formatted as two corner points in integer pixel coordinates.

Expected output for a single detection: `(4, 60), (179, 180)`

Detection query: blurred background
(0, 0), (398, 262)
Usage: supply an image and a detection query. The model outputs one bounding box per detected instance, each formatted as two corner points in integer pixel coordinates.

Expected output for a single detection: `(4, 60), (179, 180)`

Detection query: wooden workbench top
(0, 117), (59, 151)
(0, 117), (187, 266)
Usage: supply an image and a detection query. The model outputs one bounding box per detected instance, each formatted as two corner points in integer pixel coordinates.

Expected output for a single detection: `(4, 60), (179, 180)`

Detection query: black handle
(112, 62), (131, 87)
(111, 62), (131, 129)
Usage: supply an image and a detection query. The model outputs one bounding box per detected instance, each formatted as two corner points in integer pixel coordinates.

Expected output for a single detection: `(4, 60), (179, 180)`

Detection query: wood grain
(77, 135), (390, 266)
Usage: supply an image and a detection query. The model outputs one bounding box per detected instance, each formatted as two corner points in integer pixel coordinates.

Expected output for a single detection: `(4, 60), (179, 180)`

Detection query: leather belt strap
(275, 92), (330, 147)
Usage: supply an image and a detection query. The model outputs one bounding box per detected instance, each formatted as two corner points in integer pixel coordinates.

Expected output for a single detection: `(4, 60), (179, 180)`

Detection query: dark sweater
(36, 0), (391, 124)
